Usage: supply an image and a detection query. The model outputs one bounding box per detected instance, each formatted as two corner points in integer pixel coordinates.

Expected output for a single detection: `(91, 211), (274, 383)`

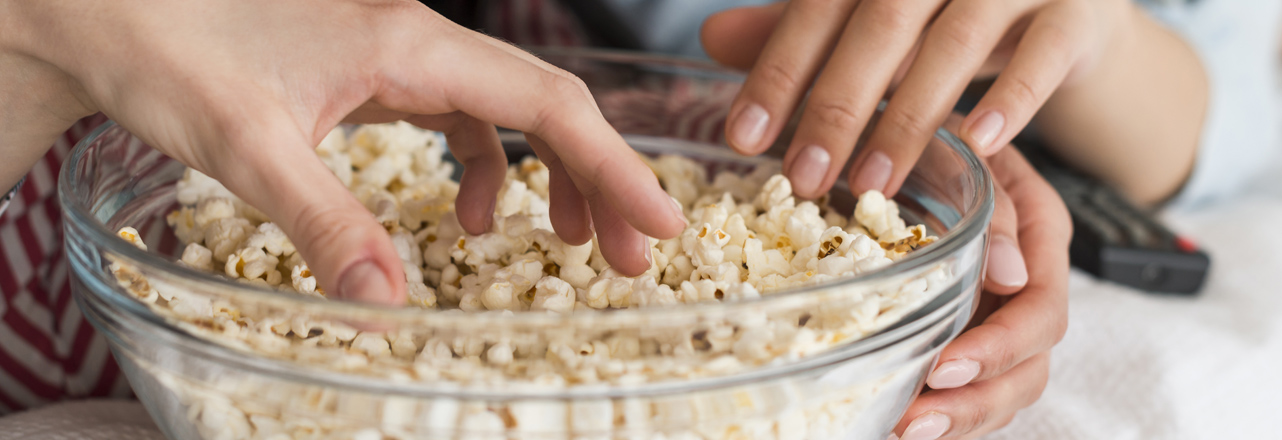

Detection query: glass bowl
(61, 50), (992, 440)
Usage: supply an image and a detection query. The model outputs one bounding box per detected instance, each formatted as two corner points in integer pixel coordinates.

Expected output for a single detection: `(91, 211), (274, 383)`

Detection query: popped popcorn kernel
(112, 122), (953, 440)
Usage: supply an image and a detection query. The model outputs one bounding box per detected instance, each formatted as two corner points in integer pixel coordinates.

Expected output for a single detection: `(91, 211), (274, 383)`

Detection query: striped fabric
(0, 114), (132, 413)
(0, 0), (735, 414)
(0, 179), (19, 219)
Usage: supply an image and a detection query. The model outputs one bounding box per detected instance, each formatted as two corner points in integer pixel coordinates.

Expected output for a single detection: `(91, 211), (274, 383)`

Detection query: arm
(1034, 5), (1208, 207)
(0, 2), (96, 192)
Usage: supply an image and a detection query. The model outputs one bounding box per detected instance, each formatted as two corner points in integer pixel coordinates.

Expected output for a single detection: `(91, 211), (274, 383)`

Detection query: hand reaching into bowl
(0, 0), (686, 304)
(700, 0), (1127, 199)
(702, 4), (1078, 437)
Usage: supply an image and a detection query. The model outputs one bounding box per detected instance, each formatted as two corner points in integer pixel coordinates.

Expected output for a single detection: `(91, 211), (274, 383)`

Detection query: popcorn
(531, 276), (575, 313)
(112, 122), (953, 440)
(203, 218), (255, 262)
(854, 190), (910, 242)
(290, 264), (319, 296)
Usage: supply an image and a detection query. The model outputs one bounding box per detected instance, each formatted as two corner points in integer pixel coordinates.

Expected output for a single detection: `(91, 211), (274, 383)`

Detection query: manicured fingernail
(887, 434), (900, 440)
(852, 151), (892, 194)
(901, 412), (951, 440)
(730, 103), (770, 152)
(788, 145), (831, 198)
(987, 235), (1028, 288)
(670, 197), (688, 227)
(927, 359), (981, 389)
(339, 260), (393, 303)
(967, 111), (1005, 154)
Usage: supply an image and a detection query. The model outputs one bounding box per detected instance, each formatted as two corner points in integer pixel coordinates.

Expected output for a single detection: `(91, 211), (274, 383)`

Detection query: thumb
(700, 2), (788, 70)
(210, 122), (407, 305)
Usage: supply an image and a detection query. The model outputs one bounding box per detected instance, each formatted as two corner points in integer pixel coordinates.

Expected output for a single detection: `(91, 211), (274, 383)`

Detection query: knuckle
(986, 323), (1021, 373)
(1004, 74), (1042, 111)
(960, 404), (991, 434)
(862, 0), (917, 32)
(934, 17), (988, 57)
(1038, 21), (1075, 57)
(753, 60), (805, 95)
(807, 100), (865, 134)
(881, 106), (934, 141)
(534, 73), (593, 132)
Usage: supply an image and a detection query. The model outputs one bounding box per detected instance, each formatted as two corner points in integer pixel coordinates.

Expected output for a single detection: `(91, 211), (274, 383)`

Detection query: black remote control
(1018, 141), (1211, 295)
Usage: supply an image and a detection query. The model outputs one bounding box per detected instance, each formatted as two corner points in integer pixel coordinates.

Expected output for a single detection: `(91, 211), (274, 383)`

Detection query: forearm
(0, 0), (97, 191)
(1035, 4), (1207, 207)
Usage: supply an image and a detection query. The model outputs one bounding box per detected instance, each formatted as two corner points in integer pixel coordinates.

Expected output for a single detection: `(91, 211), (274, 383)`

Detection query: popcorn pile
(108, 122), (952, 440)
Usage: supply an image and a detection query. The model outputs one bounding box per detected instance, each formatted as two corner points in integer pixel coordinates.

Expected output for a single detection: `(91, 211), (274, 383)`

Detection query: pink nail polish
(927, 359), (981, 389)
(788, 145), (831, 198)
(986, 235), (1028, 288)
(968, 111), (1005, 154)
(852, 151), (893, 194)
(887, 434), (900, 440)
(900, 412), (951, 440)
(730, 104), (770, 152)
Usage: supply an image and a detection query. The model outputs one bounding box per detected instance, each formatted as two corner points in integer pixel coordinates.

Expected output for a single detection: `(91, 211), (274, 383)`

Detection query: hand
(892, 144), (1071, 440)
(701, 0), (1128, 198)
(4, 0), (686, 303)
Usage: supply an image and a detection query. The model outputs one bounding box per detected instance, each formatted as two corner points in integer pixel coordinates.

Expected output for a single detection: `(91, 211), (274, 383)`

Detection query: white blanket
(991, 170), (1282, 440)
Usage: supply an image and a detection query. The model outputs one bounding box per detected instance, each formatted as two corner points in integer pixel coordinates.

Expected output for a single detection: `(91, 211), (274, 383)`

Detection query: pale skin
(703, 0), (1205, 438)
(0, 1), (1194, 438)
(0, 0), (689, 305)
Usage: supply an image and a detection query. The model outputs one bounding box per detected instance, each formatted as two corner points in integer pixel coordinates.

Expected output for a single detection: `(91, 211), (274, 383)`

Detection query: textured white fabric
(989, 169), (1282, 440)
(0, 400), (162, 440)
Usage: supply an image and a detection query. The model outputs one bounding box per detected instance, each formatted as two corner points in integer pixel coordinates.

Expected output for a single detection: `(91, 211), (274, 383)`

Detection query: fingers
(961, 1), (1089, 155)
(924, 146), (1068, 389)
(585, 181), (653, 276)
(376, 17), (685, 242)
(853, 0), (1040, 196)
(527, 134), (592, 246)
(529, 133), (650, 275)
(788, 0), (946, 198)
(723, 0), (861, 156)
(407, 113), (504, 236)
(983, 174), (1028, 294)
(895, 353), (1050, 440)
(213, 116), (406, 305)
(700, 3), (788, 70)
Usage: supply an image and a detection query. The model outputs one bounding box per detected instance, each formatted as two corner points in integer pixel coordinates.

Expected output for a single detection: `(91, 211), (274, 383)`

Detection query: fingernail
(339, 260), (393, 304)
(788, 145), (831, 198)
(901, 412), (951, 440)
(730, 103), (770, 152)
(967, 111), (1005, 154)
(987, 235), (1028, 288)
(642, 237), (655, 266)
(484, 199), (496, 232)
(927, 359), (981, 389)
(670, 197), (688, 227)
(852, 151), (893, 194)
(887, 434), (900, 440)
